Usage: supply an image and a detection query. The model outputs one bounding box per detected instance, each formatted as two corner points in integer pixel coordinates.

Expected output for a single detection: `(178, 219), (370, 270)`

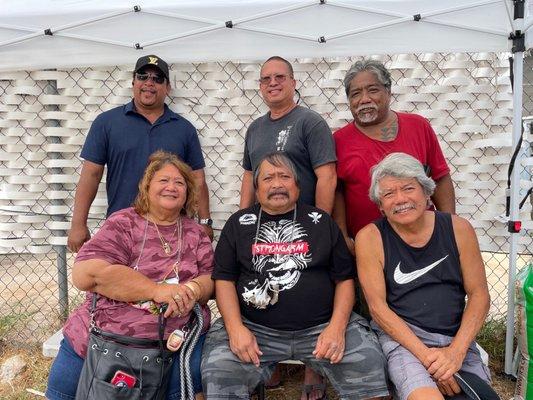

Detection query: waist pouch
(75, 295), (172, 400)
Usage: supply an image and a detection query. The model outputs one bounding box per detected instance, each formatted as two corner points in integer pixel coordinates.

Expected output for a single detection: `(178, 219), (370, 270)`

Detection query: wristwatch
(198, 218), (213, 226)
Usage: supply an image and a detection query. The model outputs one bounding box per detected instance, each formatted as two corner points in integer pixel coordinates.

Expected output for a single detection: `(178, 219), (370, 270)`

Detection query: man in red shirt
(333, 60), (455, 251)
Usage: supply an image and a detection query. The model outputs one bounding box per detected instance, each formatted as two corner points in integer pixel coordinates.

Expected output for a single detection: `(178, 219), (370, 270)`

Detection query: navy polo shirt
(81, 100), (205, 217)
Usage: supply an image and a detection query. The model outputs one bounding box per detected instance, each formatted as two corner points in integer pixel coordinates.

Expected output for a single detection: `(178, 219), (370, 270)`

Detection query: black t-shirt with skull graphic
(213, 203), (355, 331)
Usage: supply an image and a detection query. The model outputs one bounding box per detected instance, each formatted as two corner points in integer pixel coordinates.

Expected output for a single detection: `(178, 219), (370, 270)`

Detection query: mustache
(392, 204), (416, 214)
(355, 104), (378, 113)
(267, 190), (289, 199)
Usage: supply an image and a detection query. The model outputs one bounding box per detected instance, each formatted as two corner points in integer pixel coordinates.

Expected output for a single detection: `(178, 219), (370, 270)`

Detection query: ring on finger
(174, 294), (181, 301)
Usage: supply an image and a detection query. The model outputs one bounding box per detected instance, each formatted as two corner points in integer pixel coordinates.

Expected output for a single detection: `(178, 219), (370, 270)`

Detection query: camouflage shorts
(201, 312), (389, 399)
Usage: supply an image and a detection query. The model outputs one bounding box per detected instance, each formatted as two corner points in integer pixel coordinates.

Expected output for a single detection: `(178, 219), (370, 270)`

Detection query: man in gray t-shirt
(239, 56), (337, 400)
(240, 56), (337, 214)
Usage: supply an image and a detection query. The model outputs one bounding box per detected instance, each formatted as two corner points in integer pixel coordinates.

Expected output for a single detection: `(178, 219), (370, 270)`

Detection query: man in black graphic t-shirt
(240, 56), (337, 398)
(356, 153), (493, 400)
(202, 152), (389, 400)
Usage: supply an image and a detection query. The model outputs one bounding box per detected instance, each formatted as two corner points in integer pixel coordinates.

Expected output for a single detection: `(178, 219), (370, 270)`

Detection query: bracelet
(184, 281), (201, 301)
(192, 280), (204, 299)
(190, 279), (203, 297)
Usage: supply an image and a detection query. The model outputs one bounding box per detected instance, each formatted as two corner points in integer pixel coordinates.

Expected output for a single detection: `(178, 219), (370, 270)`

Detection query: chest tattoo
(380, 120), (398, 141)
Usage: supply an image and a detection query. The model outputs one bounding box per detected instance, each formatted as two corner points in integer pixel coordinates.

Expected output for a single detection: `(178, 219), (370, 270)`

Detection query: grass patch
(476, 317), (516, 398)
(476, 317), (507, 370)
(0, 304), (38, 341)
(0, 314), (20, 337)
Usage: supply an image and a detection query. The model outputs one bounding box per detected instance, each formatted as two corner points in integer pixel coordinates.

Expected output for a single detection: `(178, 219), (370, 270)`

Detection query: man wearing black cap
(68, 55), (213, 251)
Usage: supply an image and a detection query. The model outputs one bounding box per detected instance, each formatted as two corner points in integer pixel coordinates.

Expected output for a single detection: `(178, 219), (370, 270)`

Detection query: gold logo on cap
(148, 56), (159, 65)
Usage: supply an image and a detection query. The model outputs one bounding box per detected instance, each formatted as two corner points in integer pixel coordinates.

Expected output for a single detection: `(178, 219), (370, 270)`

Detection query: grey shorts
(202, 312), (389, 400)
(372, 322), (491, 400)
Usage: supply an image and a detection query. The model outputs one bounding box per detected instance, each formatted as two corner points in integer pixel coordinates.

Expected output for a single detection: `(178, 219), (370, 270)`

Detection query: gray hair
(369, 153), (435, 205)
(344, 59), (392, 97)
(253, 151), (299, 189)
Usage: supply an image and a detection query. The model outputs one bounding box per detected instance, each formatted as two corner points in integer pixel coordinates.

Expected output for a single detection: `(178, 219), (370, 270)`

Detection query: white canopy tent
(0, 0), (516, 70)
(0, 0), (530, 374)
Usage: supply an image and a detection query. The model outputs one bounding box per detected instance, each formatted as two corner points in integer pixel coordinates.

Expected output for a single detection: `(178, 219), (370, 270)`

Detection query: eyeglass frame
(135, 72), (167, 85)
(258, 73), (293, 85)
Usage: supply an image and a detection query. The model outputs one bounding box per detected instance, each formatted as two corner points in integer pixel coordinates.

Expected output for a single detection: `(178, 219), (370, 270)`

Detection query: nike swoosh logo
(393, 255), (448, 284)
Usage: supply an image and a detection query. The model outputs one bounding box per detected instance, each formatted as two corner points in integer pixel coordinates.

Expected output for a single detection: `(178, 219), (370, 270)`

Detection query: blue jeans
(46, 334), (205, 400)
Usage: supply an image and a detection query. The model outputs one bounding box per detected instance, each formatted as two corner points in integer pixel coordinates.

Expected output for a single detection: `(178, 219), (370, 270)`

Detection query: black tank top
(375, 211), (465, 336)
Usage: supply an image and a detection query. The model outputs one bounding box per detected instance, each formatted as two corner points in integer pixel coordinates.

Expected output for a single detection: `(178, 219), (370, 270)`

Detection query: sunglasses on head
(259, 74), (290, 85)
(135, 72), (166, 84)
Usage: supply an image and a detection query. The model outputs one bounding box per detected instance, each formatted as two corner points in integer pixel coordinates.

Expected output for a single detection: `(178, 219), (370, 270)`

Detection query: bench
(43, 329), (63, 358)
(44, 331), (490, 400)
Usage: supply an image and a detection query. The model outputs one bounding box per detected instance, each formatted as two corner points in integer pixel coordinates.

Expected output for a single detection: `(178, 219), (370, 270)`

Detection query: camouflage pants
(201, 313), (389, 399)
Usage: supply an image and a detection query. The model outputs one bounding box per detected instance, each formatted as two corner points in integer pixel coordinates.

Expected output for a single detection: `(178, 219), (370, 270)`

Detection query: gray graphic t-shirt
(243, 106), (336, 206)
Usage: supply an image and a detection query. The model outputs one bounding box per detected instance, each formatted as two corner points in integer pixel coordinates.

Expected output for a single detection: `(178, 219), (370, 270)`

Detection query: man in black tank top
(355, 153), (494, 400)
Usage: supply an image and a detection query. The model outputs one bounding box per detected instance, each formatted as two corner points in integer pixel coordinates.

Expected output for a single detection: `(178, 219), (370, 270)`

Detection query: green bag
(515, 263), (533, 400)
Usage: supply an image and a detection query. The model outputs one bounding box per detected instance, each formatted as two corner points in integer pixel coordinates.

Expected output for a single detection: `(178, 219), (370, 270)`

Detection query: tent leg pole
(504, 50), (524, 375)
(505, 234), (520, 375)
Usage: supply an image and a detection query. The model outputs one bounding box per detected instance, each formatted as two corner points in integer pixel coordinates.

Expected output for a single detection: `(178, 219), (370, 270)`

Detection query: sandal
(264, 380), (283, 390)
(302, 383), (327, 400)
(265, 365), (283, 389)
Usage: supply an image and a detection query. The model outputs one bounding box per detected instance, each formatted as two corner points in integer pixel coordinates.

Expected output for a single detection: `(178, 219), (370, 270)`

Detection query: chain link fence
(0, 52), (531, 345)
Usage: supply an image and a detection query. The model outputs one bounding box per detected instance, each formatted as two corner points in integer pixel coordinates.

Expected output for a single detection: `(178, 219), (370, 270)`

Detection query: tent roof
(0, 0), (521, 71)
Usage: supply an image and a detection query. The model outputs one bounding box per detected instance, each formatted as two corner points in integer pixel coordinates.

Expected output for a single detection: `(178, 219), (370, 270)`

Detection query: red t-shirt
(333, 112), (450, 237)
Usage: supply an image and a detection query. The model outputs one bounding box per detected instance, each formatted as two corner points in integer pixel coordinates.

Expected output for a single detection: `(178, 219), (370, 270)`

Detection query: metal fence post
(54, 245), (69, 321)
(44, 72), (69, 321)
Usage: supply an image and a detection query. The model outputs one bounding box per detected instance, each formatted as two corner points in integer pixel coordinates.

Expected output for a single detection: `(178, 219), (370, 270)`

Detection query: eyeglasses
(135, 72), (166, 84)
(259, 74), (291, 85)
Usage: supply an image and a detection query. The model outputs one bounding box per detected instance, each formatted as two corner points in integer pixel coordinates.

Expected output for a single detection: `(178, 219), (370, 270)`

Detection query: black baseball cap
(134, 55), (169, 81)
